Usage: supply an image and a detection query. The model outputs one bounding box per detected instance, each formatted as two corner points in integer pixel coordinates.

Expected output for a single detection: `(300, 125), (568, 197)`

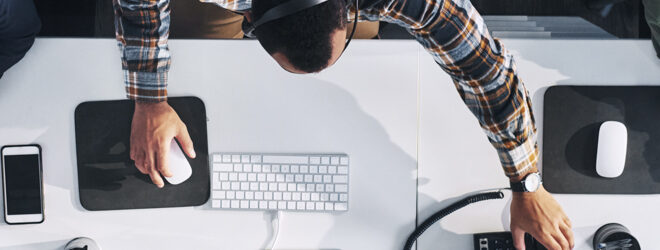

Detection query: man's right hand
(130, 101), (196, 188)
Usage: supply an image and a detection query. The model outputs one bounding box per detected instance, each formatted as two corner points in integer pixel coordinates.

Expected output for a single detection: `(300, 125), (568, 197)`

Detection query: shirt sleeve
(378, 0), (538, 177)
(113, 0), (171, 102)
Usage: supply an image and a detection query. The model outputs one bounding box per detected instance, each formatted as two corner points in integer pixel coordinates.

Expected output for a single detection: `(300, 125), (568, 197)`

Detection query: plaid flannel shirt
(113, 0), (538, 177)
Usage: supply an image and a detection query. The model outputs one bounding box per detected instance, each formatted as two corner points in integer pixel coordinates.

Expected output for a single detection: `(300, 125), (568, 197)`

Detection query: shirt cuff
(124, 70), (168, 102)
(497, 135), (539, 177)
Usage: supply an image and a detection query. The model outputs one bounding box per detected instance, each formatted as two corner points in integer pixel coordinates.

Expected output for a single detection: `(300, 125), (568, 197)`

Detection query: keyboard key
(241, 155), (250, 163)
(260, 183), (268, 191)
(325, 202), (334, 211)
(316, 184), (325, 192)
(253, 164), (262, 172)
(213, 181), (221, 190)
(285, 174), (294, 182)
(212, 191), (225, 199)
(328, 166), (337, 174)
(222, 155), (231, 162)
(222, 200), (231, 208)
(287, 201), (296, 209)
(288, 183), (296, 191)
(243, 164), (252, 172)
(292, 192), (301, 200)
(333, 175), (348, 183)
(321, 157), (330, 164)
(246, 191), (254, 200)
(300, 165), (309, 173)
(316, 202), (324, 210)
(302, 192), (310, 201)
(323, 175), (332, 183)
(335, 203), (348, 211)
(263, 155), (309, 164)
(229, 173), (238, 181)
(290, 165), (299, 173)
(314, 175), (322, 183)
(250, 200), (259, 209)
(340, 193), (348, 202)
(295, 174), (304, 182)
(269, 201), (277, 209)
(251, 155), (261, 163)
(310, 157), (321, 164)
(263, 165), (271, 173)
(214, 163), (233, 172)
(310, 165), (318, 173)
(236, 191), (245, 199)
(278, 183), (287, 191)
(250, 182), (259, 191)
(232, 155), (240, 163)
(278, 201), (287, 209)
(234, 164), (243, 172)
(248, 173), (257, 181)
(268, 183), (277, 191)
(231, 200), (240, 208)
(335, 184), (348, 192)
(311, 193), (319, 201)
(283, 165), (292, 173)
(331, 157), (339, 165)
(257, 173), (266, 182)
(231, 182), (240, 190)
(226, 191), (235, 199)
(255, 192), (264, 200)
(304, 175), (313, 182)
(340, 157), (349, 165)
(219, 172), (229, 181)
(319, 166), (328, 174)
(259, 201), (268, 209)
(306, 202), (315, 210)
(297, 184), (306, 191)
(274, 192), (282, 200)
(213, 173), (219, 182)
(325, 184), (334, 192)
(338, 166), (348, 174)
(283, 192), (292, 200)
(221, 182), (231, 190)
(320, 193), (329, 201)
(306, 184), (315, 192)
(330, 193), (338, 201)
(272, 165), (280, 173)
(267, 174), (275, 182)
(212, 200), (221, 208)
(240, 182), (249, 190)
(297, 202), (306, 210)
(241, 200), (250, 208)
(238, 173), (247, 181)
(265, 192), (273, 200)
(276, 174), (285, 182)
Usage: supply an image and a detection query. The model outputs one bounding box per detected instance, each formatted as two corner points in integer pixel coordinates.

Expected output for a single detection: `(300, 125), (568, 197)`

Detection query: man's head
(250, 0), (348, 74)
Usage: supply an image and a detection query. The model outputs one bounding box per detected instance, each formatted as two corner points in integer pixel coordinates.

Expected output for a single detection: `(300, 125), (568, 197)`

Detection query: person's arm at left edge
(373, 0), (573, 249)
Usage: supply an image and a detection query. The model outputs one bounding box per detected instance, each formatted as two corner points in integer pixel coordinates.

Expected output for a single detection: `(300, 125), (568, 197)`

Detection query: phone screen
(4, 154), (42, 215)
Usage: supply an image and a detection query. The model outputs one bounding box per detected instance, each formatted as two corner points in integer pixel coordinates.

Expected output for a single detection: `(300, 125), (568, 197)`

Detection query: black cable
(403, 191), (505, 250)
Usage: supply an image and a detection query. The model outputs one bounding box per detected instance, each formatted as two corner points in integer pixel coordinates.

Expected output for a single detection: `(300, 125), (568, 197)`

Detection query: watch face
(524, 173), (541, 192)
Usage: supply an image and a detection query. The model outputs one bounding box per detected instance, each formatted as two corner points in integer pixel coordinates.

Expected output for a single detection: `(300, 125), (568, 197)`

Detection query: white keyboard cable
(263, 210), (282, 250)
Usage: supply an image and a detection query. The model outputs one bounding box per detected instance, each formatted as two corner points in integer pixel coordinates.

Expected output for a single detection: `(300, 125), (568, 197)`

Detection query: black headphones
(246, 0), (359, 49)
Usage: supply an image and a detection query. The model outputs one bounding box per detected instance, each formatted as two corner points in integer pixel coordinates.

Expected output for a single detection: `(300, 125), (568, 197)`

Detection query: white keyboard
(210, 153), (350, 212)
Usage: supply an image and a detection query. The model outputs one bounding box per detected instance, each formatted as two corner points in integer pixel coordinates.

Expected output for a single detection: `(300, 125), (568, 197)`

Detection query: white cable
(264, 211), (282, 250)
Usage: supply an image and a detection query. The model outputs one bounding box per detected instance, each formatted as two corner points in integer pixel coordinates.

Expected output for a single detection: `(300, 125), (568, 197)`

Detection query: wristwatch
(510, 172), (542, 192)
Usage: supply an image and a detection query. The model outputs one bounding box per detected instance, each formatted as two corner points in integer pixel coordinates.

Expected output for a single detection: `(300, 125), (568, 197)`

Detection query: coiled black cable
(403, 191), (505, 250)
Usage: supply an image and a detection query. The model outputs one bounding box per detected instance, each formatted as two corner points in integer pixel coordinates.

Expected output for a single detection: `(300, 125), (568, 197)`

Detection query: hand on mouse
(510, 185), (574, 250)
(130, 101), (196, 188)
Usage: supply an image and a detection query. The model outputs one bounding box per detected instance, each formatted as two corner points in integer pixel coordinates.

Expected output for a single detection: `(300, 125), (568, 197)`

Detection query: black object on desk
(74, 97), (209, 210)
(543, 86), (660, 194)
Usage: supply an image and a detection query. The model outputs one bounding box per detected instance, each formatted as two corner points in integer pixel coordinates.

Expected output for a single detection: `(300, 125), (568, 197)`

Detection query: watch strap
(510, 181), (526, 192)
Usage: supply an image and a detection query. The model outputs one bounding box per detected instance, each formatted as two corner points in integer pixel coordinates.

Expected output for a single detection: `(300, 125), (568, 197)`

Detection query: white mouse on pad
(596, 121), (627, 178)
(164, 139), (193, 185)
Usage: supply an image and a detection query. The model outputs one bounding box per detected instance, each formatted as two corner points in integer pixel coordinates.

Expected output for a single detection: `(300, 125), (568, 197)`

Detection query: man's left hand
(510, 185), (574, 250)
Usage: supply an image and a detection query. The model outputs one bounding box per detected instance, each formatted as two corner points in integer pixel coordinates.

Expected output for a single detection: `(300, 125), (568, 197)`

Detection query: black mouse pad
(74, 97), (209, 210)
(543, 86), (660, 194)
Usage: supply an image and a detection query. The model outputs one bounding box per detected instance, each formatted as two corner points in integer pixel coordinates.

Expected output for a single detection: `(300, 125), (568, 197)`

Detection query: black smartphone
(1, 144), (44, 224)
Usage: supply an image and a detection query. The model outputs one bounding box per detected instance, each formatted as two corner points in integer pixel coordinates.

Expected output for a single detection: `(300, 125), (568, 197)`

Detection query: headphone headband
(252, 0), (330, 28)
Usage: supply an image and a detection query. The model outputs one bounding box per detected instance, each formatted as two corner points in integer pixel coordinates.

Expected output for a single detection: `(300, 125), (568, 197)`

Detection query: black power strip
(473, 232), (547, 250)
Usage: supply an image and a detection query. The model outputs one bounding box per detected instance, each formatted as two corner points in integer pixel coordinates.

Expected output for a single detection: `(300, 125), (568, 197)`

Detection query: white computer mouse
(596, 121), (627, 178)
(164, 139), (193, 185)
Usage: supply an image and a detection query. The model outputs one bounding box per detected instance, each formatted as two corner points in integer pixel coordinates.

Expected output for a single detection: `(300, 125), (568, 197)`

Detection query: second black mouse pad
(74, 97), (209, 210)
(543, 86), (660, 194)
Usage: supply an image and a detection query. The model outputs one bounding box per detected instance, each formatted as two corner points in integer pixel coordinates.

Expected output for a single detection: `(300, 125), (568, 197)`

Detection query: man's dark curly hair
(252, 0), (347, 73)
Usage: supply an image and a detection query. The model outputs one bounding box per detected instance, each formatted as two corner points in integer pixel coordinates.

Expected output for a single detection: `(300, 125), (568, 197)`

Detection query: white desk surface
(417, 39), (660, 249)
(0, 39), (419, 250)
(1, 38), (660, 250)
